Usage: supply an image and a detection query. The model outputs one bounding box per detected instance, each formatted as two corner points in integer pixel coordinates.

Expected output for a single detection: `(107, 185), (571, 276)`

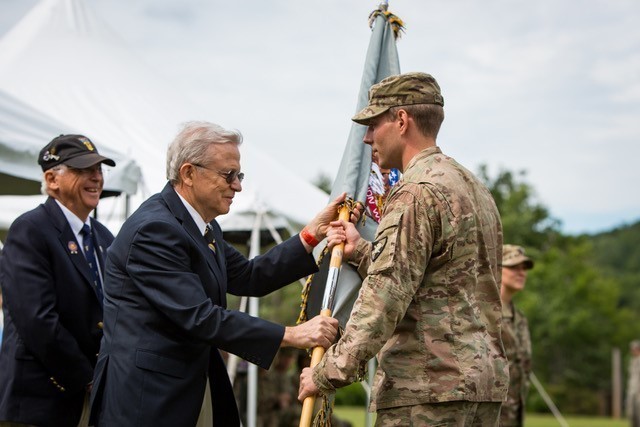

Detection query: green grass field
(333, 406), (629, 427)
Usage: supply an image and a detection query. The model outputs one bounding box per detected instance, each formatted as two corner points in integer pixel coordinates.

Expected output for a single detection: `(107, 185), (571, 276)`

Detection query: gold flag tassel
(368, 3), (405, 39)
(313, 395), (334, 427)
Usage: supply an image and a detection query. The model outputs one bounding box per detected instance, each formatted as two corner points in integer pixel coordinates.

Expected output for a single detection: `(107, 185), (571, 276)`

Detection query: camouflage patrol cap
(352, 72), (444, 125)
(502, 245), (534, 269)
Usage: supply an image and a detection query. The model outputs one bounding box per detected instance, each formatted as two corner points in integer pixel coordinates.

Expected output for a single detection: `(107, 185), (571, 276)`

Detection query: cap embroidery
(79, 137), (95, 151)
(42, 150), (60, 162)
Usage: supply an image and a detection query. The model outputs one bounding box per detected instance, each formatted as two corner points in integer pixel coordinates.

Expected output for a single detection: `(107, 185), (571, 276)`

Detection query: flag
(300, 4), (404, 330)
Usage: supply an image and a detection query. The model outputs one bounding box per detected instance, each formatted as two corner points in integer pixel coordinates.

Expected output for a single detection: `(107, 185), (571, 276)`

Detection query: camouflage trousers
(498, 401), (523, 427)
(375, 401), (501, 427)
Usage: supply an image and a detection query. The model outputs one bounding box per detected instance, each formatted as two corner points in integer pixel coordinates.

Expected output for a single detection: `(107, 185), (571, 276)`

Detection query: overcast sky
(1, 0), (639, 235)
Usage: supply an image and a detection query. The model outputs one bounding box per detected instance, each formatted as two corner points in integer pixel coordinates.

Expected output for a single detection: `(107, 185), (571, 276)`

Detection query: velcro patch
(371, 237), (387, 262)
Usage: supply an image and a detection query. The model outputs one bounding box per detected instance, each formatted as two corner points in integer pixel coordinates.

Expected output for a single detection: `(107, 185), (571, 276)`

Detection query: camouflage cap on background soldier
(352, 71), (444, 125)
(502, 245), (534, 269)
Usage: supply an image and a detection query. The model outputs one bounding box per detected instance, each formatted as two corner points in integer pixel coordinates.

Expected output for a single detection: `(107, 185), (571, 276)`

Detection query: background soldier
(500, 244), (534, 427)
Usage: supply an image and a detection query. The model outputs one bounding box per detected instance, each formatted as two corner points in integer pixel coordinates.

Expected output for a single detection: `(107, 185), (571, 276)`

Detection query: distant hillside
(588, 219), (640, 312)
(589, 220), (640, 272)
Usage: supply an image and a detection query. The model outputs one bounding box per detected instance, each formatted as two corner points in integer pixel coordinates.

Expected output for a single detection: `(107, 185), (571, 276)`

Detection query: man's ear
(44, 170), (59, 191)
(179, 163), (196, 187)
(396, 109), (410, 134)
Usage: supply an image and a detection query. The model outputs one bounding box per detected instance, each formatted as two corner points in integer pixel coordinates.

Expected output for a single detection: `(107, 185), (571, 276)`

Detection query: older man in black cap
(0, 135), (115, 427)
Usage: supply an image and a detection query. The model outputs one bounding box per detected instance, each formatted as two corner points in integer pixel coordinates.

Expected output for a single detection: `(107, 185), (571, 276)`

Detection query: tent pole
(246, 210), (264, 427)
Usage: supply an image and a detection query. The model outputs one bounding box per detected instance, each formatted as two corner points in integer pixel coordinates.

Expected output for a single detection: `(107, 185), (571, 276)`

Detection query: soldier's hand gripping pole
(299, 204), (351, 427)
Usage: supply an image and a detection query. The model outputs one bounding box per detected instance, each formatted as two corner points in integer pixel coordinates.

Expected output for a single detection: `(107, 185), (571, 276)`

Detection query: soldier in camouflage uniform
(500, 245), (534, 427)
(298, 72), (509, 426)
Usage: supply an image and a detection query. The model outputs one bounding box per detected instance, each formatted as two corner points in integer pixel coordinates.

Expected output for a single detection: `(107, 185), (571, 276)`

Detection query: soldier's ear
(396, 109), (410, 135)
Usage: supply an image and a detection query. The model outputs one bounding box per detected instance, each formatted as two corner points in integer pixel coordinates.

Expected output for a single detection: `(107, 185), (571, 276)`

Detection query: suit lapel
(160, 184), (226, 302)
(45, 198), (101, 302)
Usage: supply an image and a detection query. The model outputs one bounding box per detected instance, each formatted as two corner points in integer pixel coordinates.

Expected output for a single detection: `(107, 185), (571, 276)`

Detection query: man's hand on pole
(300, 193), (364, 252)
(282, 315), (338, 349)
(298, 367), (319, 402)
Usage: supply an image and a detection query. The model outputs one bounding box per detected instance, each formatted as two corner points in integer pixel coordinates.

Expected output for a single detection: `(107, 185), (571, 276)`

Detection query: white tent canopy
(0, 88), (141, 197)
(0, 0), (329, 233)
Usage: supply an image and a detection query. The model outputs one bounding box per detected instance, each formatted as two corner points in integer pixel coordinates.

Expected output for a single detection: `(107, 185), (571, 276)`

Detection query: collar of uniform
(502, 300), (516, 318)
(402, 146), (442, 178)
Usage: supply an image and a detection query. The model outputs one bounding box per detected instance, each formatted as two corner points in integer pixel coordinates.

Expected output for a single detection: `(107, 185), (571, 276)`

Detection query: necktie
(81, 224), (104, 305)
(204, 224), (216, 254)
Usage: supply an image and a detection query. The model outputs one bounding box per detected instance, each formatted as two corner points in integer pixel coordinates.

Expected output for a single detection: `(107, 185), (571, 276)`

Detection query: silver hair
(166, 121), (243, 185)
(41, 164), (67, 196)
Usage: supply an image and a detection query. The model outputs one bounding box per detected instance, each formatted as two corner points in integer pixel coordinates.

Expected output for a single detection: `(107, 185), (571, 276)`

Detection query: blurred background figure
(500, 244), (535, 427)
(259, 348), (298, 427)
(627, 340), (640, 427)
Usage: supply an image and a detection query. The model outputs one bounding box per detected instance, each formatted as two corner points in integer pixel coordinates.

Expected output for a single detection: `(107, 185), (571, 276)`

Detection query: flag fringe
(312, 394), (334, 427)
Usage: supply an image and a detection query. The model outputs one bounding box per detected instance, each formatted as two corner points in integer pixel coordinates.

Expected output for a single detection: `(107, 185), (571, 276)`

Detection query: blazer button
(97, 322), (104, 329)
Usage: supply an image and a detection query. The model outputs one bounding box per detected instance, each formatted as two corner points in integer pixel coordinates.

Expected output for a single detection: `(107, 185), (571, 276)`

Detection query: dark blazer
(0, 197), (113, 427)
(90, 183), (318, 427)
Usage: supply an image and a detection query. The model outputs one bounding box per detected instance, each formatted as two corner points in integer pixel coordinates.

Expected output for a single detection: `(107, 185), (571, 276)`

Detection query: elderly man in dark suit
(90, 121), (345, 427)
(0, 135), (116, 427)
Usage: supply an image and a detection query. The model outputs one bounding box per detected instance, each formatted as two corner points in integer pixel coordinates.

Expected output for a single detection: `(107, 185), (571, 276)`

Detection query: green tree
(477, 165), (561, 250)
(520, 239), (637, 413)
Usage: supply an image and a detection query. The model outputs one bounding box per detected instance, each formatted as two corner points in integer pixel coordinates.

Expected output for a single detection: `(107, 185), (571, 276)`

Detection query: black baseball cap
(38, 134), (116, 171)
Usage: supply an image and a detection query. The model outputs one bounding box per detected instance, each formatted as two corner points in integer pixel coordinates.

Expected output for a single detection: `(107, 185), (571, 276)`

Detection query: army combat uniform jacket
(500, 302), (532, 426)
(313, 146), (509, 411)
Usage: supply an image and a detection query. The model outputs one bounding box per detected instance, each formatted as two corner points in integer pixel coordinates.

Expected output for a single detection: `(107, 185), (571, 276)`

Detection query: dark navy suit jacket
(0, 197), (113, 427)
(90, 183), (318, 427)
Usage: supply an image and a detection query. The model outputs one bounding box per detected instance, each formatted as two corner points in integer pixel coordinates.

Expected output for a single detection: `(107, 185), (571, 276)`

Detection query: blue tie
(81, 224), (104, 305)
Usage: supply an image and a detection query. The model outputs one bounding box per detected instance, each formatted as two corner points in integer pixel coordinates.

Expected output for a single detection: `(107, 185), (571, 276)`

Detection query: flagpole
(297, 3), (403, 425)
(299, 205), (351, 427)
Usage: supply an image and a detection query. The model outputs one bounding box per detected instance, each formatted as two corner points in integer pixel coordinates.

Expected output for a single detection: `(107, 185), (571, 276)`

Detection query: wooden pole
(612, 347), (622, 419)
(299, 205), (351, 427)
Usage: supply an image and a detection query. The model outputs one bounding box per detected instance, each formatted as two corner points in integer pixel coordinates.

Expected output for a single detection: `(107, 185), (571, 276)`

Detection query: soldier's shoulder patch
(371, 237), (387, 262)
